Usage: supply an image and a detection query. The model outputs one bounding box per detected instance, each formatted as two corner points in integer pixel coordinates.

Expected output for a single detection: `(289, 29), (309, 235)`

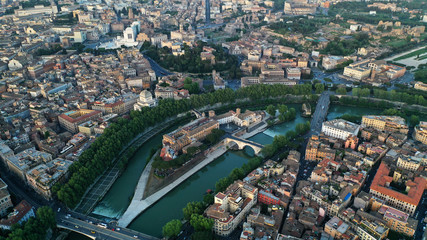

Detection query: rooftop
(362, 115), (406, 125)
(323, 119), (360, 133)
(370, 163), (426, 206)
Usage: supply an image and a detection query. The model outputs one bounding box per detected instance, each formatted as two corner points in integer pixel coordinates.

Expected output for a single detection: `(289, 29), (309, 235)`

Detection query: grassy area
(394, 47), (427, 61)
(387, 40), (408, 48)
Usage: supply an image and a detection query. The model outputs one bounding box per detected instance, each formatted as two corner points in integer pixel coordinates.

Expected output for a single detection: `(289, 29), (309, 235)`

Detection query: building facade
(58, 109), (103, 133)
(362, 115), (408, 134)
(321, 119), (360, 140)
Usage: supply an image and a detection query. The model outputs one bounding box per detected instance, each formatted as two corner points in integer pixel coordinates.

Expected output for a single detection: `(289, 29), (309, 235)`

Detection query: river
(82, 104), (382, 238)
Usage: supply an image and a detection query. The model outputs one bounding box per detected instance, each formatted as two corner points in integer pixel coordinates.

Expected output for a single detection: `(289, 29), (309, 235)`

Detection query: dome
(140, 90), (153, 100)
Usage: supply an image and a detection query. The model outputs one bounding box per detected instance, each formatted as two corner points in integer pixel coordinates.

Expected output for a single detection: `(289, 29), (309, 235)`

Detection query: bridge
(57, 211), (159, 240)
(191, 109), (204, 118)
(224, 136), (264, 155)
(309, 91), (331, 136)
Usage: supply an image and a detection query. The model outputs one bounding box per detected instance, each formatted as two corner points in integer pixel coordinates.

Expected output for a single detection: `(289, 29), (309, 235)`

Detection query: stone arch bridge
(224, 136), (264, 155)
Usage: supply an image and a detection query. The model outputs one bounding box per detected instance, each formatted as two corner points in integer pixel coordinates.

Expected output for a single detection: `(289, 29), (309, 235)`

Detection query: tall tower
(205, 0), (210, 24)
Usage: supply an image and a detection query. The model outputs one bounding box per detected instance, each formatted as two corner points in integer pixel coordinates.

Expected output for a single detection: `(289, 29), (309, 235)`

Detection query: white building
(321, 119), (360, 140)
(100, 21), (141, 49)
(134, 90), (158, 111)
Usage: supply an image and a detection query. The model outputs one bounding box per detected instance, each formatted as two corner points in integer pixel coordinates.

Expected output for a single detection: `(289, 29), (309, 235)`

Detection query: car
(116, 227), (121, 231)
(91, 231), (96, 234)
(57, 208), (61, 212)
(112, 228), (115, 231)
(133, 235), (138, 239)
(75, 225), (79, 229)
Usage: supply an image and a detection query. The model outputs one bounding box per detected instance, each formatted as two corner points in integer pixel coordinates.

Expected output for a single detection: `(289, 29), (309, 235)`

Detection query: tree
(336, 87), (347, 95)
(183, 202), (204, 220)
(190, 214), (214, 231)
(266, 105), (276, 116)
(183, 78), (200, 94)
(36, 206), (56, 229)
(278, 104), (288, 115)
(409, 115), (420, 127)
(44, 131), (50, 139)
(162, 219), (182, 238)
(203, 194), (214, 205)
(315, 83), (325, 94)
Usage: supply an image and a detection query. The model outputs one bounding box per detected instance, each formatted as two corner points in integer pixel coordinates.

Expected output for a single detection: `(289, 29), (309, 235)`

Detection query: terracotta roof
(0, 200), (33, 227)
(370, 163), (426, 206)
(58, 109), (102, 123)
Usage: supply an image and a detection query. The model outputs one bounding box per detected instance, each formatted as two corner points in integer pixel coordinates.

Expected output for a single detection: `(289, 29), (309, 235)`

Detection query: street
(57, 210), (158, 240)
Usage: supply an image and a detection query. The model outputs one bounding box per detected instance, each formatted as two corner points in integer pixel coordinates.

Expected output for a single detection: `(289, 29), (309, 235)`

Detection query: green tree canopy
(162, 219), (182, 238)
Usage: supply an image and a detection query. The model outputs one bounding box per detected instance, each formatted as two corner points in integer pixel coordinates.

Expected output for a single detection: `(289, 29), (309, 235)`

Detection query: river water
(85, 104), (382, 238)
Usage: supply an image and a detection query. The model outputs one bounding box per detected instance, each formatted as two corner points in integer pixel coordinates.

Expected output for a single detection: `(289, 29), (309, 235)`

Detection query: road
(144, 56), (173, 77)
(309, 91), (331, 136)
(57, 211), (158, 240)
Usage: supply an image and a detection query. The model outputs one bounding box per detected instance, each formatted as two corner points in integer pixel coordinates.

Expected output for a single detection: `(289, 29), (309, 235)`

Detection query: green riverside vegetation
(0, 206), (56, 240)
(54, 84), (313, 208)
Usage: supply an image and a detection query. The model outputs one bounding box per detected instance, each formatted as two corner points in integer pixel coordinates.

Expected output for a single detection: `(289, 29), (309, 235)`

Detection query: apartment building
(286, 68), (301, 80)
(322, 119), (360, 140)
(369, 163), (425, 216)
(362, 115), (408, 134)
(258, 190), (280, 205)
(355, 219), (389, 240)
(92, 101), (126, 115)
(343, 59), (372, 80)
(26, 158), (73, 200)
(0, 179), (13, 217)
(396, 155), (421, 171)
(414, 121), (427, 145)
(58, 109), (103, 133)
(379, 205), (417, 237)
(0, 200), (35, 230)
(324, 216), (352, 239)
(205, 180), (258, 236)
(6, 148), (52, 181)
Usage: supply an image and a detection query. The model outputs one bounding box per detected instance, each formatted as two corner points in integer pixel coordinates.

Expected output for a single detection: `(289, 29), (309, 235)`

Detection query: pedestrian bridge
(224, 136), (264, 155)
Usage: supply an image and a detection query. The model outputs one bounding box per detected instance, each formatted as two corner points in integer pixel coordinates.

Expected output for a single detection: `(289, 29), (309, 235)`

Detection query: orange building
(370, 163), (426, 216)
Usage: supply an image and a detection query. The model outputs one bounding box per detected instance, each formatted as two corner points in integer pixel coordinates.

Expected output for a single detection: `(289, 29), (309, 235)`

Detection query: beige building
(163, 118), (219, 152)
(205, 180), (258, 236)
(414, 81), (427, 92)
(380, 205), (417, 237)
(343, 59), (372, 80)
(6, 148), (52, 181)
(26, 158), (72, 200)
(414, 122), (427, 145)
(324, 216), (351, 239)
(362, 115), (408, 134)
(397, 155), (421, 171)
(58, 109), (103, 133)
(356, 219), (389, 240)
